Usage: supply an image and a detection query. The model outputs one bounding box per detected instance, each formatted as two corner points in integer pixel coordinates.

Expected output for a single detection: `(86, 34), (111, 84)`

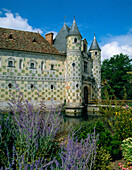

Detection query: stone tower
(89, 35), (101, 100)
(65, 18), (83, 114)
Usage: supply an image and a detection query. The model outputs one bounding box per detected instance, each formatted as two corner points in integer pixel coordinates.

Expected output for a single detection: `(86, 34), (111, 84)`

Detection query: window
(8, 83), (12, 88)
(51, 64), (54, 70)
(32, 38), (37, 42)
(83, 44), (87, 53)
(8, 61), (13, 67)
(41, 61), (44, 70)
(7, 57), (15, 68)
(95, 52), (97, 55)
(76, 84), (79, 88)
(84, 61), (88, 73)
(74, 38), (77, 43)
(72, 63), (75, 67)
(30, 63), (35, 69)
(29, 59), (37, 69)
(51, 85), (54, 89)
(9, 34), (13, 39)
(30, 84), (34, 89)
(19, 59), (23, 69)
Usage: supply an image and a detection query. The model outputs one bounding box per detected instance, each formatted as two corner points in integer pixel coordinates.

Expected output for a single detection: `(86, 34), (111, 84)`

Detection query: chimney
(45, 33), (54, 45)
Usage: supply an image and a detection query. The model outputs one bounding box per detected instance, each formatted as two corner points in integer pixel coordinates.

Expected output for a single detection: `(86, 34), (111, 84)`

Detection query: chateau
(0, 18), (101, 114)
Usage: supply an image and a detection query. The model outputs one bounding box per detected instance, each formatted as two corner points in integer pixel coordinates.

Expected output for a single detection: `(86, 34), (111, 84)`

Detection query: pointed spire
(89, 34), (101, 51)
(67, 17), (82, 38)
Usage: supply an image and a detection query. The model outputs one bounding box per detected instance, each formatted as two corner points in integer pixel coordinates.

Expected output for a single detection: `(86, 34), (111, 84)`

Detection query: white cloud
(101, 33), (132, 61)
(0, 9), (43, 34)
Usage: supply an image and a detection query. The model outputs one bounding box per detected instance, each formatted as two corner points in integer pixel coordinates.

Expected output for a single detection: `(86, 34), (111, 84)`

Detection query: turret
(65, 18), (83, 115)
(89, 34), (101, 100)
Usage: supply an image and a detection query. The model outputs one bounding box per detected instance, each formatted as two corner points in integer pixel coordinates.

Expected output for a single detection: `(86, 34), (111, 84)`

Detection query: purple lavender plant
(6, 85), (63, 165)
(52, 127), (99, 170)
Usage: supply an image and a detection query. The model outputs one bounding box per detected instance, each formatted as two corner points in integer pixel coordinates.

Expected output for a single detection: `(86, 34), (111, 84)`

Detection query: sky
(0, 0), (132, 61)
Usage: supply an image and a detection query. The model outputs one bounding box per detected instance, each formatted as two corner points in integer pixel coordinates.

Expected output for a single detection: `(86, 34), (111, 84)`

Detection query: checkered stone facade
(91, 51), (101, 99)
(66, 35), (82, 105)
(0, 50), (65, 103)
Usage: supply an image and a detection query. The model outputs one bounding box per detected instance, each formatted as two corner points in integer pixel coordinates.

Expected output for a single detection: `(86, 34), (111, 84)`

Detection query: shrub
(112, 107), (132, 140)
(121, 137), (132, 163)
(93, 146), (112, 170)
(74, 120), (122, 160)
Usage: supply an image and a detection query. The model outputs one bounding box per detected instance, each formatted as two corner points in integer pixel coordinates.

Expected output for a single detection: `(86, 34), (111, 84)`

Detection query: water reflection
(63, 114), (102, 130)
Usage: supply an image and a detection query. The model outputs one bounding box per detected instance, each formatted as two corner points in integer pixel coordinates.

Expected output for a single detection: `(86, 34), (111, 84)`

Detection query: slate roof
(53, 18), (82, 53)
(0, 27), (61, 55)
(53, 23), (70, 53)
(89, 35), (101, 51)
(67, 18), (82, 38)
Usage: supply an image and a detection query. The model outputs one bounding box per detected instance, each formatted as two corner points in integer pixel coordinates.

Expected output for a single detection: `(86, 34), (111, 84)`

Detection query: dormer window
(32, 38), (37, 42)
(9, 34), (13, 39)
(29, 59), (37, 69)
(8, 61), (13, 67)
(30, 63), (35, 69)
(74, 38), (77, 43)
(95, 52), (97, 55)
(7, 57), (15, 68)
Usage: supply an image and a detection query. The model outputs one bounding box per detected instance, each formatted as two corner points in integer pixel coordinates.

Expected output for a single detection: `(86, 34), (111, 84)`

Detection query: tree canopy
(101, 53), (132, 100)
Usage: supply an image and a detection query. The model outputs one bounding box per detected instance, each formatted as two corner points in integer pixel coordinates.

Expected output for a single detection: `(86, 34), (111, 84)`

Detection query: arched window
(8, 61), (13, 67)
(7, 57), (15, 68)
(29, 59), (37, 69)
(30, 63), (35, 69)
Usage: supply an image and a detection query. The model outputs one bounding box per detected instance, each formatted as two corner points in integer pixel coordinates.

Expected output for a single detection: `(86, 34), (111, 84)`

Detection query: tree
(101, 53), (132, 100)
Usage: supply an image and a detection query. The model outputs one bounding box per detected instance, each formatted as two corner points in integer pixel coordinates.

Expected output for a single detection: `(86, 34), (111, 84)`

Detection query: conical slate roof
(67, 18), (82, 38)
(53, 23), (70, 53)
(89, 35), (101, 51)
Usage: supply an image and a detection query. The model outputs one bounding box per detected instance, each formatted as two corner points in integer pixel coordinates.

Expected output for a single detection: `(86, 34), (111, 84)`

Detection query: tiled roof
(0, 27), (61, 55)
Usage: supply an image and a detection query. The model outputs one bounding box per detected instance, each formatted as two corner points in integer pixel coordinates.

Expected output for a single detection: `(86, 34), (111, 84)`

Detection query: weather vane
(64, 16), (66, 23)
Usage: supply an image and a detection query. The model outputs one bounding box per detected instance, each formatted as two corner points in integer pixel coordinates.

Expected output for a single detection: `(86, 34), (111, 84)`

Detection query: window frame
(7, 57), (15, 68)
(29, 59), (37, 69)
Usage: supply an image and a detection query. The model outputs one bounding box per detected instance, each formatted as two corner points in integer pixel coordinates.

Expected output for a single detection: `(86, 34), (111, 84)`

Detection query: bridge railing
(88, 100), (132, 106)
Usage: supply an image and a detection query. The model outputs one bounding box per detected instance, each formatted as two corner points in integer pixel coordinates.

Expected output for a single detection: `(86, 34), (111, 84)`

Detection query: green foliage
(74, 120), (121, 160)
(101, 53), (132, 99)
(121, 137), (132, 162)
(0, 112), (15, 167)
(93, 146), (112, 170)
